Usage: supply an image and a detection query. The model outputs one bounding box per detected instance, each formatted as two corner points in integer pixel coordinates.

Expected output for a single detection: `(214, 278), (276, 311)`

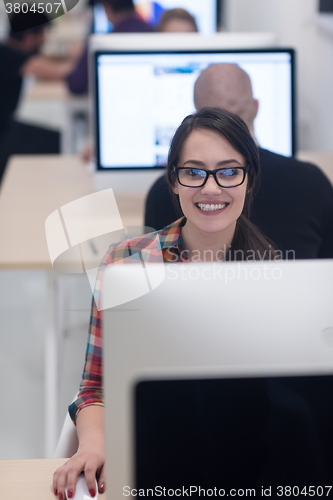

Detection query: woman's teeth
(196, 203), (228, 212)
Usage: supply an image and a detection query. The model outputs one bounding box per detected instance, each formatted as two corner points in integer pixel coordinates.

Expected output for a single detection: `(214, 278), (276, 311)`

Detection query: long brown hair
(167, 107), (278, 260)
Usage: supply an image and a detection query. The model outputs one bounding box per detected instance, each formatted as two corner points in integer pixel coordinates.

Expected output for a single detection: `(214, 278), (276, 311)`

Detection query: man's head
(8, 12), (49, 54)
(194, 63), (259, 133)
(158, 8), (198, 33)
(102, 0), (135, 24)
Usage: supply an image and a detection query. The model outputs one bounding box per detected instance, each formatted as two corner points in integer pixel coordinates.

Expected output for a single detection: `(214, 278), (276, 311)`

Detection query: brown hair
(167, 107), (278, 261)
(157, 8), (198, 32)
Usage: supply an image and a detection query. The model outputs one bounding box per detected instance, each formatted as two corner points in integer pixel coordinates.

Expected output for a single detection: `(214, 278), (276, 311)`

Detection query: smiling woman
(167, 107), (277, 262)
(53, 107), (278, 500)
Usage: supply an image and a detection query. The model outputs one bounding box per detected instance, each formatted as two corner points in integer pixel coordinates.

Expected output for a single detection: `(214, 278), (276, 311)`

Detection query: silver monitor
(103, 260), (333, 498)
(94, 46), (294, 172)
(90, 32), (280, 192)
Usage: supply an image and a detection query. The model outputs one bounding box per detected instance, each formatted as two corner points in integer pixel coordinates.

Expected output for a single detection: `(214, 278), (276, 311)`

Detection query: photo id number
(5, 3), (62, 14)
(276, 486), (332, 497)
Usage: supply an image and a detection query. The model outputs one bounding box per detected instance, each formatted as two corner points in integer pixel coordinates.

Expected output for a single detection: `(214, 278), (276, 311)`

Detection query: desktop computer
(91, 34), (292, 194)
(102, 260), (333, 498)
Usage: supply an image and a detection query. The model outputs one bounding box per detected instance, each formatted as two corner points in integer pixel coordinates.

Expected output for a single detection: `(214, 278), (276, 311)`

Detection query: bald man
(144, 63), (333, 259)
(194, 64), (258, 132)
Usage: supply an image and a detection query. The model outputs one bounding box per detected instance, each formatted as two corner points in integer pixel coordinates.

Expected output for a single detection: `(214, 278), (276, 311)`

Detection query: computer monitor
(94, 43), (294, 175)
(103, 260), (333, 498)
(93, 0), (219, 34)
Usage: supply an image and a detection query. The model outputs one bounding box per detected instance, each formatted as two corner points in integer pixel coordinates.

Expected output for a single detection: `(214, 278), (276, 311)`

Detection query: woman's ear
(246, 176), (253, 193)
(172, 183), (179, 195)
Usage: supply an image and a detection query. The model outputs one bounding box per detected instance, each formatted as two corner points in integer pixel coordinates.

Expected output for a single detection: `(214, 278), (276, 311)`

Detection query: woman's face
(173, 128), (248, 237)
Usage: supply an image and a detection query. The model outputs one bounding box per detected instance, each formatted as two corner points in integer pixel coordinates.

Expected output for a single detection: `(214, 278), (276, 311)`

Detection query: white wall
(224, 0), (333, 152)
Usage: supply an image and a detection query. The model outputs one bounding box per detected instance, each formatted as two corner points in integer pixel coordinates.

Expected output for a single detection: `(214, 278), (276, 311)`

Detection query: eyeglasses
(173, 165), (250, 188)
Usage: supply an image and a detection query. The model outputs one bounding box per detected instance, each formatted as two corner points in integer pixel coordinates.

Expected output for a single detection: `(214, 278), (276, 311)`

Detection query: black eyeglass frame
(173, 164), (251, 188)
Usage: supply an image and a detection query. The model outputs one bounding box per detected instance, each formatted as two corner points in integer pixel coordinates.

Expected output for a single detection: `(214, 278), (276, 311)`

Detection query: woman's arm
(53, 295), (104, 499)
(53, 405), (105, 499)
(53, 249), (120, 498)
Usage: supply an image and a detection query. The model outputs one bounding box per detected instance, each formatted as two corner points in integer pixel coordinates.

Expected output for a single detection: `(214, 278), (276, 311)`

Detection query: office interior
(0, 0), (333, 464)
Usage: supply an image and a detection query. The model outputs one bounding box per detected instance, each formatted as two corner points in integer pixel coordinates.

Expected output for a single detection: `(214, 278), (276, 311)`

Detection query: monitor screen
(95, 49), (295, 170)
(135, 375), (333, 490)
(93, 0), (218, 34)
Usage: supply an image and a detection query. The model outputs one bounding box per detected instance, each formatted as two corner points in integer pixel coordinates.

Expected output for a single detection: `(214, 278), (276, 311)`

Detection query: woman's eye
(185, 168), (204, 178)
(219, 168), (240, 177)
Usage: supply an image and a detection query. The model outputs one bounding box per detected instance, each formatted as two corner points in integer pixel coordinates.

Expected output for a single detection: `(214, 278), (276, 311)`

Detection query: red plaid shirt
(69, 218), (188, 422)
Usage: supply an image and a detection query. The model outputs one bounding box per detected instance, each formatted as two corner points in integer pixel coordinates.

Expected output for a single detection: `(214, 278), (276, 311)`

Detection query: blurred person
(66, 0), (153, 95)
(0, 12), (67, 182)
(157, 8), (198, 33)
(145, 63), (333, 259)
(5, 11), (74, 81)
(78, 5), (198, 161)
(0, 12), (66, 136)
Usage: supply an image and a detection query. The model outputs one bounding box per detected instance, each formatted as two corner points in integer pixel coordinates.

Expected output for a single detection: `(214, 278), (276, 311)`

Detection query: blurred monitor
(93, 0), (218, 34)
(94, 45), (295, 173)
(103, 260), (333, 497)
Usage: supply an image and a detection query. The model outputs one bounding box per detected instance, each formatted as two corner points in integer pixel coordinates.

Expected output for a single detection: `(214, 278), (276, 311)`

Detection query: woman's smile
(194, 200), (230, 214)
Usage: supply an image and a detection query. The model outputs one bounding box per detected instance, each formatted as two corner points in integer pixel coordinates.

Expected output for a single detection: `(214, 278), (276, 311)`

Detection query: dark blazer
(144, 148), (333, 259)
(0, 43), (29, 136)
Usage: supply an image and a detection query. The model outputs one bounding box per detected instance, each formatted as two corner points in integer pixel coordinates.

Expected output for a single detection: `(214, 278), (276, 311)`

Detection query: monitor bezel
(94, 47), (296, 172)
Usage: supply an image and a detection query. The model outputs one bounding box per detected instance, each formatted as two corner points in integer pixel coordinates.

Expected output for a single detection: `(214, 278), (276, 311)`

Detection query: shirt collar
(158, 217), (189, 262)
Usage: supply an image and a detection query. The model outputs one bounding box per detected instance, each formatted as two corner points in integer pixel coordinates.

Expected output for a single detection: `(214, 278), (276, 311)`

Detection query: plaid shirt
(69, 218), (188, 422)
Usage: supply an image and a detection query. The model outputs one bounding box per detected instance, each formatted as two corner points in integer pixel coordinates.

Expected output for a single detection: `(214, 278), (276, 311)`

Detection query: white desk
(16, 81), (90, 155)
(0, 155), (145, 268)
(0, 459), (108, 500)
(0, 155), (145, 457)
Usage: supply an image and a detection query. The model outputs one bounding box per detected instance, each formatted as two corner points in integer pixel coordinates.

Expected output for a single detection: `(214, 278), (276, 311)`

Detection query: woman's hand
(53, 405), (105, 498)
(53, 445), (105, 498)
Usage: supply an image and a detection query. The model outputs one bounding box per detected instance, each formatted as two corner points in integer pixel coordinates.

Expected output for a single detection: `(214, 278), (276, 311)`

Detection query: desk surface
(0, 156), (93, 269)
(0, 152), (332, 270)
(0, 156), (145, 269)
(0, 459), (107, 500)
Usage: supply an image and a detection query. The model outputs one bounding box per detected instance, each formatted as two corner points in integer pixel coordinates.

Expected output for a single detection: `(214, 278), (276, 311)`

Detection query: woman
(53, 107), (276, 499)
